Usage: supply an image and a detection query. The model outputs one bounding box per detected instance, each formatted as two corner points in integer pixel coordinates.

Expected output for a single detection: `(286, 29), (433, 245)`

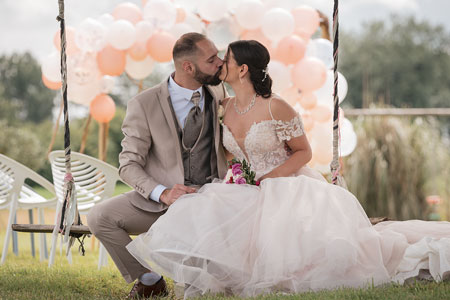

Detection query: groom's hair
(173, 32), (207, 62)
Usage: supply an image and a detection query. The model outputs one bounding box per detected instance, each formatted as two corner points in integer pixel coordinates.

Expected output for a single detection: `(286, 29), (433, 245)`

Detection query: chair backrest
(48, 151), (122, 212)
(0, 154), (55, 209)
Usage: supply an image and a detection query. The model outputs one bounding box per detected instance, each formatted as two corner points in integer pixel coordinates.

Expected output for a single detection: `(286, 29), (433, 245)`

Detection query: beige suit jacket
(118, 77), (228, 212)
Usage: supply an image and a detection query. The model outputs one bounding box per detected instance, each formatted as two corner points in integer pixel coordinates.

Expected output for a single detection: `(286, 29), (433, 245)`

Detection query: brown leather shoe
(127, 276), (169, 299)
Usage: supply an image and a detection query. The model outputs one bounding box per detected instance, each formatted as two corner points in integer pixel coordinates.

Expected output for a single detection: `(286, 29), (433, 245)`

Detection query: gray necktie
(183, 91), (202, 149)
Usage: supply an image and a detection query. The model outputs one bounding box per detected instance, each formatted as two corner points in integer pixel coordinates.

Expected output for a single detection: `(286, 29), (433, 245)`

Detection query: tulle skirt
(126, 169), (450, 297)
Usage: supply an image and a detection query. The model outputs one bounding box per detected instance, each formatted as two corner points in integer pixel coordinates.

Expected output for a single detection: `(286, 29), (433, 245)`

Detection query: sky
(0, 0), (449, 63)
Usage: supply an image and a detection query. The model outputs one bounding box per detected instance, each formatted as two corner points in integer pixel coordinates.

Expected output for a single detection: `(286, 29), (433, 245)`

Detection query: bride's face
(219, 49), (240, 83)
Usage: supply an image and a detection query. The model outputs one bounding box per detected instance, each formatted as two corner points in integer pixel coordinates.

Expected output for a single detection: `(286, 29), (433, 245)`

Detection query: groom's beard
(193, 66), (222, 86)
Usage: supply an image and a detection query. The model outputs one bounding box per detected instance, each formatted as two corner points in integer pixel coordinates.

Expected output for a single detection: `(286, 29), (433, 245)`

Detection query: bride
(127, 40), (450, 297)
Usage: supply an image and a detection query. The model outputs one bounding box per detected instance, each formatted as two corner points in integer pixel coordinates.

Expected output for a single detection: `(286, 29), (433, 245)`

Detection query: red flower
(255, 180), (260, 186)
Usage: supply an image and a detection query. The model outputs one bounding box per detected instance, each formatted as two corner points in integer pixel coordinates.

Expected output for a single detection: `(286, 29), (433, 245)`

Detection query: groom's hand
(160, 184), (197, 206)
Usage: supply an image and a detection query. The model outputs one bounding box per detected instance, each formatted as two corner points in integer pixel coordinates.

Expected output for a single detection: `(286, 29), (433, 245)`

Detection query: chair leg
(12, 214), (18, 256)
(98, 242), (108, 270)
(28, 209), (35, 258)
(48, 201), (62, 267)
(38, 208), (47, 261)
(1, 196), (18, 265)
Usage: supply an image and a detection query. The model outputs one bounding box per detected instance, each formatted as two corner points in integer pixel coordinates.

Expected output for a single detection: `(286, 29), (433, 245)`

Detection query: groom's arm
(119, 96), (162, 201)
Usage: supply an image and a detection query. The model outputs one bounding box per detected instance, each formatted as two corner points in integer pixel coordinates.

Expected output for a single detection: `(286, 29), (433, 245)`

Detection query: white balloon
(143, 0), (177, 31)
(125, 54), (155, 80)
(169, 23), (195, 39)
(135, 20), (155, 41)
(183, 12), (205, 33)
(198, 0), (228, 22)
(107, 20), (136, 50)
(75, 18), (107, 52)
(268, 60), (291, 92)
(340, 118), (357, 156)
(314, 70), (348, 105)
(41, 52), (61, 82)
(67, 52), (100, 86)
(66, 53), (101, 105)
(151, 61), (175, 79)
(206, 17), (240, 50)
(172, 0), (200, 13)
(261, 8), (294, 42)
(98, 13), (114, 27)
(235, 0), (266, 30)
(100, 75), (115, 94)
(306, 38), (334, 69)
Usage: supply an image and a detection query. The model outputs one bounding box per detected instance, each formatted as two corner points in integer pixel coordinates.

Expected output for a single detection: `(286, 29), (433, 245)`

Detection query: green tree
(0, 52), (56, 124)
(340, 16), (450, 109)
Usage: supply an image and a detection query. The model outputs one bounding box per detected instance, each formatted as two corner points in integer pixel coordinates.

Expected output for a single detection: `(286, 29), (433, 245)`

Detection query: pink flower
(231, 163), (243, 176)
(255, 180), (260, 186)
(235, 176), (247, 185)
(426, 195), (441, 205)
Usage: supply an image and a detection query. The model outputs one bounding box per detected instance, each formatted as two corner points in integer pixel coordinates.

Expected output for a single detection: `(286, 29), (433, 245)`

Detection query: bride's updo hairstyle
(228, 40), (273, 98)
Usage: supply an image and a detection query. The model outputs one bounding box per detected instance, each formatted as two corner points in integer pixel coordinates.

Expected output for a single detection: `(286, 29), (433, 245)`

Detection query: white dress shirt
(149, 76), (205, 202)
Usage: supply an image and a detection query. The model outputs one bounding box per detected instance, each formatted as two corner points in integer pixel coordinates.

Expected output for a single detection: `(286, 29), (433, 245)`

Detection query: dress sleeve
(275, 115), (305, 142)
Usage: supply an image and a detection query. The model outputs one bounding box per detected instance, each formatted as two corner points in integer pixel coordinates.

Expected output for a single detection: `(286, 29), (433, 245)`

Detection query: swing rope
(330, 0), (347, 188)
(55, 0), (86, 255)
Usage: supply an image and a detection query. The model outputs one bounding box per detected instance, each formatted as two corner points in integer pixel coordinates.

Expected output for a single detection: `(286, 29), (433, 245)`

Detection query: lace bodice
(222, 115), (305, 179)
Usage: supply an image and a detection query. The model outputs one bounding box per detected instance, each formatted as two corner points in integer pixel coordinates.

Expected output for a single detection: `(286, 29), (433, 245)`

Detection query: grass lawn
(1, 184), (449, 299)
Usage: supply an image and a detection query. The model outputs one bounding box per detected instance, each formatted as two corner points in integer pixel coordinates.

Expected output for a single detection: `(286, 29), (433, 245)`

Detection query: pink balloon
(292, 5), (320, 38)
(299, 92), (317, 110)
(53, 26), (80, 55)
(275, 35), (306, 65)
(42, 75), (61, 90)
(311, 104), (332, 123)
(90, 94), (116, 123)
(146, 31), (176, 62)
(291, 57), (327, 92)
(97, 45), (126, 76)
(112, 2), (142, 25)
(300, 113), (314, 132)
(128, 41), (148, 61)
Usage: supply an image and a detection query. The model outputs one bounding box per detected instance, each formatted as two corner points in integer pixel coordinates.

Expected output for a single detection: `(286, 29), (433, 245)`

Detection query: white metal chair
(0, 154), (57, 265)
(48, 150), (124, 269)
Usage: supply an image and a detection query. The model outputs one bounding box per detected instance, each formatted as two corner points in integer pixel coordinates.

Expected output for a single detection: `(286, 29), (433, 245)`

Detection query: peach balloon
(112, 2), (142, 25)
(147, 31), (176, 62)
(291, 57), (327, 92)
(311, 104), (332, 123)
(241, 29), (274, 56)
(176, 7), (186, 23)
(314, 145), (333, 165)
(299, 92), (317, 110)
(90, 94), (116, 123)
(281, 86), (300, 107)
(53, 27), (80, 55)
(42, 75), (62, 90)
(292, 5), (320, 38)
(301, 113), (314, 132)
(275, 35), (306, 65)
(97, 45), (126, 76)
(128, 41), (148, 61)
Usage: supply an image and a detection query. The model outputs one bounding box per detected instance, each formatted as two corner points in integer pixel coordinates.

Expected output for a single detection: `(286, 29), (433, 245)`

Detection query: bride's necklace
(234, 93), (256, 115)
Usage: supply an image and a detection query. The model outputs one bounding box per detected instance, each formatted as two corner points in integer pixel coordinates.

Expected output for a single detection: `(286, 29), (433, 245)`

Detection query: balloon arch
(41, 0), (357, 172)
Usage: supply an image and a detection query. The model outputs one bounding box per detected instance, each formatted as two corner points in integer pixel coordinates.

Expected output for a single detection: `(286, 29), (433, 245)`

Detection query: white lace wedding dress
(127, 114), (450, 297)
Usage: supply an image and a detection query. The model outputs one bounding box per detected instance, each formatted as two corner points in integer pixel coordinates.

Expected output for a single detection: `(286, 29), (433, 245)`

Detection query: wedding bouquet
(224, 158), (260, 186)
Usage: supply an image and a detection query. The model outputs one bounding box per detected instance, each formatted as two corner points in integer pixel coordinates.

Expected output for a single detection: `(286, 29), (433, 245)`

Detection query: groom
(87, 32), (228, 299)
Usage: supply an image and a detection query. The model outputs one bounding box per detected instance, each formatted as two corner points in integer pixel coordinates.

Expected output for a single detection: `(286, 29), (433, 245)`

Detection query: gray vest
(168, 88), (218, 186)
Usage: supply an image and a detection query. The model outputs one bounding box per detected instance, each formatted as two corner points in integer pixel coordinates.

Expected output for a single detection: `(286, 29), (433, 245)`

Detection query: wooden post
(79, 114), (92, 154)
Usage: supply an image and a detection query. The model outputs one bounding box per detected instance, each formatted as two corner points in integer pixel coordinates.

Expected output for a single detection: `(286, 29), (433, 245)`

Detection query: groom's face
(191, 39), (223, 86)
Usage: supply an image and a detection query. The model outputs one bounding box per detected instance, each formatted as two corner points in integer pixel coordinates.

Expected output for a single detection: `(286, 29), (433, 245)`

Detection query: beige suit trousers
(87, 191), (165, 283)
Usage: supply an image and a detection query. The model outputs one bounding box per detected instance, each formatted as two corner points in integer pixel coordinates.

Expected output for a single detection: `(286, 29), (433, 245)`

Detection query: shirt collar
(169, 74), (203, 101)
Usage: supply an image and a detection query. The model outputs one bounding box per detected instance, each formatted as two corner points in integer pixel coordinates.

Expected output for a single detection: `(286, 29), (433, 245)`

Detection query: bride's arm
(259, 98), (312, 180)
